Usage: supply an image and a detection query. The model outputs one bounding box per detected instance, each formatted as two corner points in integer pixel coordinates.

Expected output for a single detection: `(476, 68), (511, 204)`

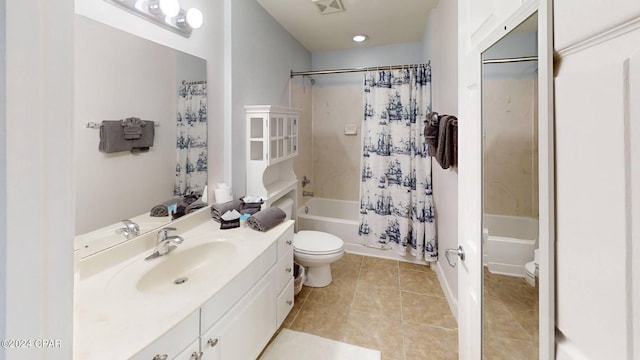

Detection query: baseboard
(435, 260), (458, 322)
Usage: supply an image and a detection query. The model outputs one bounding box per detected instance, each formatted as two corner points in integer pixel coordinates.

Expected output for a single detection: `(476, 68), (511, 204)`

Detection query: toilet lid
(294, 231), (344, 255)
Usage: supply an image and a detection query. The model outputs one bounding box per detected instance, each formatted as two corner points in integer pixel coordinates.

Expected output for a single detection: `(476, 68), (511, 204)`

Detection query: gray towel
(211, 199), (242, 222)
(435, 115), (458, 169)
(247, 207), (286, 232)
(185, 199), (207, 214)
(99, 121), (130, 153)
(99, 119), (155, 153)
(122, 117), (145, 140)
(424, 112), (440, 157)
(150, 197), (182, 217)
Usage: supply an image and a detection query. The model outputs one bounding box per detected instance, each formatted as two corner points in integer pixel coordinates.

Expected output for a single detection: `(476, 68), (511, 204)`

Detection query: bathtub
(297, 197), (429, 264)
(483, 213), (538, 277)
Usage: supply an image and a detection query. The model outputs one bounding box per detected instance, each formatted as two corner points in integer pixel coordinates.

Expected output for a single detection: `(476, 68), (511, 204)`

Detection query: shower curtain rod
(482, 56), (538, 64)
(290, 63), (430, 77)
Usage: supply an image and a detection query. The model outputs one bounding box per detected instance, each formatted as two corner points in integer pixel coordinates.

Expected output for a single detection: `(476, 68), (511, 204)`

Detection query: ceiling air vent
(311, 0), (345, 15)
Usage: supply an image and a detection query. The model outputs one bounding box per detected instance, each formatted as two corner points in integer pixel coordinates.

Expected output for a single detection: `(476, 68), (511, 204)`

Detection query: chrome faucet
(115, 219), (140, 240)
(302, 191), (314, 197)
(145, 227), (184, 261)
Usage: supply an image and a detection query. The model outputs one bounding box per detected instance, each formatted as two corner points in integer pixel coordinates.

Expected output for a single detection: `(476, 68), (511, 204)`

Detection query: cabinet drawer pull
(286, 300), (293, 306)
(285, 267), (292, 273)
(191, 351), (203, 360)
(286, 240), (292, 245)
(153, 355), (168, 360)
(207, 338), (219, 347)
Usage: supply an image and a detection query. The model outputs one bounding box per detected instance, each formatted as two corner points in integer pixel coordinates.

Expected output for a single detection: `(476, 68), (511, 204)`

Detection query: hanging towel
(424, 112), (440, 157)
(247, 207), (286, 232)
(122, 117), (145, 140)
(130, 120), (155, 153)
(99, 121), (131, 153)
(99, 119), (155, 153)
(435, 115), (458, 169)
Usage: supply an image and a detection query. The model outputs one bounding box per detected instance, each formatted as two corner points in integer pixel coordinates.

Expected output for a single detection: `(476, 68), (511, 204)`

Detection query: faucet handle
(157, 226), (177, 240)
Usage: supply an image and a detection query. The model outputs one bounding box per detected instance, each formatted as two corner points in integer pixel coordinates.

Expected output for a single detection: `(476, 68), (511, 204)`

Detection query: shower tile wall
(482, 79), (539, 218)
(290, 78), (313, 206)
(311, 85), (362, 201)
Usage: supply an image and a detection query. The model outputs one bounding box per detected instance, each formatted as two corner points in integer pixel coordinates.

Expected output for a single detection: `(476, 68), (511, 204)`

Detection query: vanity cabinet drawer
(276, 278), (295, 327)
(132, 310), (199, 360)
(277, 225), (294, 258)
(173, 339), (201, 360)
(276, 248), (294, 292)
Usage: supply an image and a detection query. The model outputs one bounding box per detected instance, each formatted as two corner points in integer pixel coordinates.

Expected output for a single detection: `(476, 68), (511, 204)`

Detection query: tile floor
(275, 254), (539, 360)
(482, 268), (539, 360)
(281, 254), (458, 360)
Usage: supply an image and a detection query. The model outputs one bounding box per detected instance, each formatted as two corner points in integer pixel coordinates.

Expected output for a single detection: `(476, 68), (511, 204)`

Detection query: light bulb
(353, 34), (368, 43)
(186, 8), (204, 29)
(159, 0), (180, 17)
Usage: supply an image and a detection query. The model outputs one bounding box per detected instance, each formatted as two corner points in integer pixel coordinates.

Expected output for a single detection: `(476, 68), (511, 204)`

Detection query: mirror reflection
(74, 15), (207, 253)
(481, 13), (539, 358)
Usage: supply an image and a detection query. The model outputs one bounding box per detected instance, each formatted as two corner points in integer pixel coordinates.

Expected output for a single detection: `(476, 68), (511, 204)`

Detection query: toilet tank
(272, 197), (294, 220)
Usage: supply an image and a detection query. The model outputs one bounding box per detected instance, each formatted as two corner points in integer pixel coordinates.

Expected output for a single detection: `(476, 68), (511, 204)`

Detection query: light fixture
(159, 0), (180, 17)
(104, 0), (203, 38)
(186, 8), (204, 29)
(353, 34), (368, 43)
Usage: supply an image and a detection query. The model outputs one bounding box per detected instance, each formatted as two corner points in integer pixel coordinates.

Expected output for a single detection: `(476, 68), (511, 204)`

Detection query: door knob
(444, 246), (465, 267)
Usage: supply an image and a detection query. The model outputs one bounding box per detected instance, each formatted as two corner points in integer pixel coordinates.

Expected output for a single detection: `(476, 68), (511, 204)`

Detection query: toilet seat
(294, 230), (344, 256)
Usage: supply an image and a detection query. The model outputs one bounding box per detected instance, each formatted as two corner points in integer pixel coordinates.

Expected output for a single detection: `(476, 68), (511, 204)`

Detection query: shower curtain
(358, 64), (437, 261)
(174, 81), (208, 196)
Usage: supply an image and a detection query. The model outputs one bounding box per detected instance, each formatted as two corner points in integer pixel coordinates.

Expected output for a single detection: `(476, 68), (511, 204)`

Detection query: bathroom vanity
(74, 209), (295, 359)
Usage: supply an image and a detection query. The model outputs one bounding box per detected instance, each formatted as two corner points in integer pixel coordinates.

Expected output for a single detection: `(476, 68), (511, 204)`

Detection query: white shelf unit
(245, 105), (300, 212)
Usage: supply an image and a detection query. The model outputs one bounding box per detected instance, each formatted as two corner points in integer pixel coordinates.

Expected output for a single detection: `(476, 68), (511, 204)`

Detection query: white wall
(227, 0), (311, 198)
(429, 0), (459, 311)
(5, 0), (75, 358)
(311, 42), (423, 86)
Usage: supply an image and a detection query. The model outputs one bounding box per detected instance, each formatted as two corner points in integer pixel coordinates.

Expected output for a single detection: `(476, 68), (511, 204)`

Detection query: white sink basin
(107, 241), (236, 295)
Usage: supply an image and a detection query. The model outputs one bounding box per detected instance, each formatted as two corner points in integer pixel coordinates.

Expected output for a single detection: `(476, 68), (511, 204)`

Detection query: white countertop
(74, 218), (294, 360)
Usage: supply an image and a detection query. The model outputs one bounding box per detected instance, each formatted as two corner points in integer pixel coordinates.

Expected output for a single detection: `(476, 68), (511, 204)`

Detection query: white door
(455, 1), (555, 359)
(553, 1), (640, 358)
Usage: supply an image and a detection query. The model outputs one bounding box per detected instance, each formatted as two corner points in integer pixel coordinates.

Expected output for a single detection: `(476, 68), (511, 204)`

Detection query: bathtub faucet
(303, 191), (314, 197)
(301, 176), (311, 188)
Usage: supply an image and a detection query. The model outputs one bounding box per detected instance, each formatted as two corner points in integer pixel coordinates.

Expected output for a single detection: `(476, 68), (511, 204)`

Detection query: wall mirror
(481, 12), (540, 358)
(74, 15), (207, 256)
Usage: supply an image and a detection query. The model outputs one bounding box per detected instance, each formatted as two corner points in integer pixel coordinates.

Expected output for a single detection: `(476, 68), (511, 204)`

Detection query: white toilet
(293, 230), (344, 287)
(273, 197), (345, 288)
(524, 249), (539, 287)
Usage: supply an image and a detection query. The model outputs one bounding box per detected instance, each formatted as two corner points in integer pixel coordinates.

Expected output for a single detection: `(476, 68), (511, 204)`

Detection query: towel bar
(86, 121), (160, 129)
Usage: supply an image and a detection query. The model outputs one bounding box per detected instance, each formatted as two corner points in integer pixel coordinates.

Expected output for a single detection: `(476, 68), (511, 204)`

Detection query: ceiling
(256, 0), (439, 52)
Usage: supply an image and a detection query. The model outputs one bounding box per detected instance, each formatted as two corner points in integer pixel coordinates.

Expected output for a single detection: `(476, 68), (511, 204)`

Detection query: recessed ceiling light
(353, 34), (368, 43)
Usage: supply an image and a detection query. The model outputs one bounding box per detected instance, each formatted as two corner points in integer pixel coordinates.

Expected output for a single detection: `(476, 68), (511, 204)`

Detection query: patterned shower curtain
(358, 64), (437, 261)
(174, 81), (208, 196)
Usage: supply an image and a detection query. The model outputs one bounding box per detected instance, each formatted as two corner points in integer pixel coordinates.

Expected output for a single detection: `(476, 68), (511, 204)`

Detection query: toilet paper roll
(214, 187), (233, 203)
(272, 197), (294, 220)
